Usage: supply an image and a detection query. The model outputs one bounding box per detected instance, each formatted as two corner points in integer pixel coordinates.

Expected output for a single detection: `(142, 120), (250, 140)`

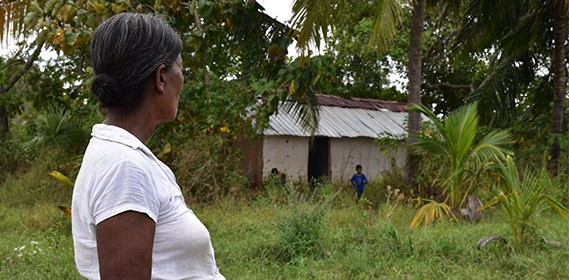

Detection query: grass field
(1, 181), (569, 279)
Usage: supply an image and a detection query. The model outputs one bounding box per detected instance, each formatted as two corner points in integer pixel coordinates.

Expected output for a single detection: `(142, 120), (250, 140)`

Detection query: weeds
(272, 182), (337, 263)
(384, 185), (405, 220)
(173, 134), (247, 203)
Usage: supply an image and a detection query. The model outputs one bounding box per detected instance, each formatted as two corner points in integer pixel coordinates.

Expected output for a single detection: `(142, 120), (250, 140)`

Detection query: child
(350, 164), (368, 202)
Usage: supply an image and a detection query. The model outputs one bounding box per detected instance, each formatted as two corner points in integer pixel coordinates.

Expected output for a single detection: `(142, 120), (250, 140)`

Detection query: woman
(72, 13), (225, 279)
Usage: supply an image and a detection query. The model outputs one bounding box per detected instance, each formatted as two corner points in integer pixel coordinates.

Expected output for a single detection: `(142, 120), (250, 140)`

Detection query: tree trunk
(549, 0), (567, 176)
(405, 0), (426, 186)
(0, 107), (8, 137)
(191, 0), (209, 84)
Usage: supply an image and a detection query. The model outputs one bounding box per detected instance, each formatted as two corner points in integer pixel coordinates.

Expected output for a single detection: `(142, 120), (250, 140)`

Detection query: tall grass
(2, 158), (569, 279)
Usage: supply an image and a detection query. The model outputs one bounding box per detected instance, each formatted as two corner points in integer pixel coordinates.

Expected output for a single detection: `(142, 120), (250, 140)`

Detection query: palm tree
(458, 0), (568, 175)
(478, 155), (569, 249)
(410, 102), (511, 210)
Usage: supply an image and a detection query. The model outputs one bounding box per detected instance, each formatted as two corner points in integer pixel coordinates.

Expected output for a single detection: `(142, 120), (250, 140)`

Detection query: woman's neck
(103, 108), (156, 143)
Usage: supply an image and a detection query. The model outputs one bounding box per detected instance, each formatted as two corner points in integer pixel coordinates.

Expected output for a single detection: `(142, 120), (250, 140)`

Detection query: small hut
(238, 94), (408, 186)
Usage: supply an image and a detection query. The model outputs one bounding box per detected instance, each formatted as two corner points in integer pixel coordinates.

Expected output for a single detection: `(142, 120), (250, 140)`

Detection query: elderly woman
(72, 13), (224, 279)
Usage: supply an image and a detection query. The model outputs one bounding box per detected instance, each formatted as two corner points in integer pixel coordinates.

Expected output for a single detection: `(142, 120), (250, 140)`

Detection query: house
(238, 94), (408, 186)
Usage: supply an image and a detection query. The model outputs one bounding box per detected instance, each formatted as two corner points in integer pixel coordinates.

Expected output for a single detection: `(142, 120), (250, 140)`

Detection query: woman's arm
(96, 211), (156, 280)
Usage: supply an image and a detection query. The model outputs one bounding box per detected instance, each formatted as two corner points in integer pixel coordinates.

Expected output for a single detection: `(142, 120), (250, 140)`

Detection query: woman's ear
(154, 64), (167, 94)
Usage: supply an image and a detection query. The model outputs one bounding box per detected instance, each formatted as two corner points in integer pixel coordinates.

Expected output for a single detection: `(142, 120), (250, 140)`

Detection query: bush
(172, 134), (247, 203)
(0, 137), (30, 184)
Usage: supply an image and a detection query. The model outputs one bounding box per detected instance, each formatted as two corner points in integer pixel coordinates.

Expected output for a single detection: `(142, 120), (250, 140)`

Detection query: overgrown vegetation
(2, 176), (569, 279)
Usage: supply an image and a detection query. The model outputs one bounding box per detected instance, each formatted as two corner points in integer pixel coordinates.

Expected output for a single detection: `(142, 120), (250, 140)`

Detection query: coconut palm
(410, 102), (512, 211)
(478, 155), (569, 249)
(458, 0), (568, 174)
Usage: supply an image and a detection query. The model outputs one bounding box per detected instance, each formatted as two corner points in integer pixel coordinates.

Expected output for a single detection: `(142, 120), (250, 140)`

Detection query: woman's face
(162, 55), (184, 122)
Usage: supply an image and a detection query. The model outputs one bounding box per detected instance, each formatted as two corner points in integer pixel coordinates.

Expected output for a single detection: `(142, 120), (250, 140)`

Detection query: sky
(258, 0), (303, 56)
(259, 0), (294, 24)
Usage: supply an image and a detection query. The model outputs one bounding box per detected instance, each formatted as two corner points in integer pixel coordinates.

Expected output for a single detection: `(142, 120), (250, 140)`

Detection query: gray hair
(90, 13), (182, 109)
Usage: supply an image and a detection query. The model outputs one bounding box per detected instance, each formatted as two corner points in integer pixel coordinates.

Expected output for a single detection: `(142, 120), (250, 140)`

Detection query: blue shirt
(350, 173), (368, 189)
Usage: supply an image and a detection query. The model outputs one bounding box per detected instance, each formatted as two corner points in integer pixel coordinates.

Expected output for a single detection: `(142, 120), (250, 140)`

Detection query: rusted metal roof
(264, 95), (408, 138)
(316, 94), (408, 112)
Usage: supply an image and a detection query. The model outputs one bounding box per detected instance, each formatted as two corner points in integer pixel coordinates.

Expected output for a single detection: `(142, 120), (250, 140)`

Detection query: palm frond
(444, 102), (478, 163)
(368, 0), (405, 53)
(408, 103), (444, 132)
(281, 94), (319, 135)
(290, 0), (344, 53)
(470, 130), (513, 162)
(0, 0), (31, 43)
(410, 199), (456, 228)
(412, 137), (450, 157)
(458, 0), (553, 125)
(457, 0), (522, 50)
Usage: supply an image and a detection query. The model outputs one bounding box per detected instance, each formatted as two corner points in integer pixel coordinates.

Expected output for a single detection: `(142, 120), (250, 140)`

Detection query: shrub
(22, 106), (88, 155)
(274, 198), (329, 262)
(0, 137), (30, 183)
(172, 134), (247, 203)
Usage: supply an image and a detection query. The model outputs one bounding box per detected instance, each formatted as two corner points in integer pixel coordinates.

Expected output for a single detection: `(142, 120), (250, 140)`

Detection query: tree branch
(190, 0), (209, 84)
(0, 39), (45, 94)
(424, 82), (473, 91)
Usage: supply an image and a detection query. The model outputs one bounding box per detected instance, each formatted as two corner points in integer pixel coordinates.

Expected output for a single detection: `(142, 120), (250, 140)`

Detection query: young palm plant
(478, 156), (569, 249)
(22, 106), (86, 153)
(410, 102), (511, 228)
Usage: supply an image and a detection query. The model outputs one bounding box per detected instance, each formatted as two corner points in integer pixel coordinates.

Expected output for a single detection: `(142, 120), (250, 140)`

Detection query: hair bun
(91, 74), (120, 107)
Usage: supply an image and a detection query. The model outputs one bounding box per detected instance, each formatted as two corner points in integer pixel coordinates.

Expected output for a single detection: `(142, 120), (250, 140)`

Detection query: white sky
(259, 0), (304, 57)
(259, 0), (294, 24)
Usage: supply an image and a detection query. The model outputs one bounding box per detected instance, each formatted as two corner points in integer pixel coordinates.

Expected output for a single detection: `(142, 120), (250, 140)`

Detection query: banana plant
(477, 156), (569, 249)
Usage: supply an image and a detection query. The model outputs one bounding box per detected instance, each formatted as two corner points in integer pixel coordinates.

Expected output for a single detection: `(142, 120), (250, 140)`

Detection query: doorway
(308, 137), (330, 180)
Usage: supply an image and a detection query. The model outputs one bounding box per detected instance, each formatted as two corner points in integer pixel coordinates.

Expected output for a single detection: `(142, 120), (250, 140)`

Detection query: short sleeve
(90, 161), (161, 225)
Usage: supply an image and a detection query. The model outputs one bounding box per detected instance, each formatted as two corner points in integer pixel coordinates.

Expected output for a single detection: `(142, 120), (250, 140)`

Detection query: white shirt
(72, 124), (225, 280)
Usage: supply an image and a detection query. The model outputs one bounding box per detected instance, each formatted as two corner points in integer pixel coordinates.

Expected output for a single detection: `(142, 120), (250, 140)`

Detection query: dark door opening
(308, 137), (330, 181)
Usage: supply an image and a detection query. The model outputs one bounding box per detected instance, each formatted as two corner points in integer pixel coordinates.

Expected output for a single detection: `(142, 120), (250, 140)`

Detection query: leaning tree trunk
(405, 0), (427, 187)
(549, 0), (567, 176)
(0, 39), (44, 137)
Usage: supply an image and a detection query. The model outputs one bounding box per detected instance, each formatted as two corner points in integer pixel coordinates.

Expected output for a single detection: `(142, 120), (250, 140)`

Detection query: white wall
(263, 136), (309, 179)
(329, 137), (406, 182)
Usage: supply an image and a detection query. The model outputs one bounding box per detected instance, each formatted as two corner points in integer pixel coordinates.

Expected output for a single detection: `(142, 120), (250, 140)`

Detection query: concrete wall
(329, 137), (406, 182)
(263, 136), (309, 180)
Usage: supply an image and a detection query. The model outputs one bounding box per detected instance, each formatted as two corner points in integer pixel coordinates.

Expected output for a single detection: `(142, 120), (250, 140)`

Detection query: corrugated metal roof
(317, 94), (408, 112)
(264, 102), (408, 139)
